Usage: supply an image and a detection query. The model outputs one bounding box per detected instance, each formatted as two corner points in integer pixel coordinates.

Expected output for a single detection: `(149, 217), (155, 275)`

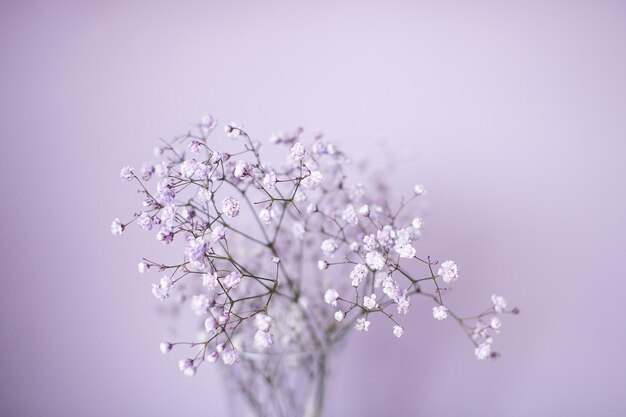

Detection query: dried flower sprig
(112, 115), (518, 384)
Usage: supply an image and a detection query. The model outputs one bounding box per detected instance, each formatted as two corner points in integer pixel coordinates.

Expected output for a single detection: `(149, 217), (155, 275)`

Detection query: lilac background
(1, 1), (625, 416)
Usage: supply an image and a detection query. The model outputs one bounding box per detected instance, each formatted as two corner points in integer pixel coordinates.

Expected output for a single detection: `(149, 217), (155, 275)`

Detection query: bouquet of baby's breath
(112, 115), (517, 417)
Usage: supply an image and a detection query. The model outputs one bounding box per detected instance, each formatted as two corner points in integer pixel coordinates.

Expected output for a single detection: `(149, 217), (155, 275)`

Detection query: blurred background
(1, 0), (625, 416)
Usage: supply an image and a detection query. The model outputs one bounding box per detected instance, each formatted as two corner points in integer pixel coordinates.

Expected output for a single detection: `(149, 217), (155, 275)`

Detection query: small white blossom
(358, 204), (370, 216)
(120, 166), (134, 181)
(211, 224), (226, 241)
(490, 317), (502, 330)
(159, 342), (172, 354)
(355, 317), (370, 332)
(202, 273), (219, 290)
(224, 271), (242, 289)
(138, 262), (148, 274)
(290, 142), (306, 160)
(221, 348), (240, 365)
(393, 325), (404, 338)
(350, 264), (368, 287)
(259, 208), (275, 225)
(395, 243), (416, 259)
(365, 251), (385, 271)
(334, 311), (345, 322)
(363, 294), (378, 310)
(271, 256), (281, 264)
(234, 160), (251, 178)
(320, 239), (339, 256)
(190, 294), (210, 315)
(254, 330), (274, 349)
(438, 260), (459, 284)
(318, 260), (329, 271)
(225, 122), (242, 139)
(475, 342), (492, 360)
(221, 197), (240, 218)
(111, 218), (124, 235)
(263, 172), (277, 189)
(433, 305), (448, 320)
(414, 184), (426, 195)
(412, 217), (424, 230)
(200, 114), (217, 133)
(491, 294), (507, 313)
(324, 289), (339, 307)
(342, 205), (358, 226)
(204, 317), (218, 333)
(255, 313), (272, 331)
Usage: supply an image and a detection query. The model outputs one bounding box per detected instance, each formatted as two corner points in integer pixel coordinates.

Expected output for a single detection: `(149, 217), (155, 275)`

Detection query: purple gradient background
(1, 1), (625, 416)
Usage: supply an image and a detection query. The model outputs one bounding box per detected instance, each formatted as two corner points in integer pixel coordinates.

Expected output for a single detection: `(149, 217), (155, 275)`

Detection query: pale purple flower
(438, 260), (459, 284)
(301, 170), (323, 190)
(393, 325), (404, 338)
(180, 159), (198, 179)
(320, 239), (339, 256)
(491, 294), (507, 313)
(141, 163), (154, 181)
(188, 140), (201, 153)
(350, 264), (368, 287)
(363, 234), (378, 252)
(433, 305), (448, 320)
(365, 251), (385, 271)
(342, 204), (358, 226)
(221, 197), (240, 218)
(234, 160), (251, 178)
(156, 227), (174, 245)
(190, 294), (210, 315)
(185, 236), (208, 269)
(204, 316), (218, 334)
(137, 212), (155, 231)
(225, 122), (242, 139)
(259, 208), (274, 225)
(290, 142), (306, 160)
(355, 318), (370, 332)
(363, 294), (378, 310)
(475, 342), (492, 360)
(221, 348), (240, 366)
(120, 166), (134, 181)
(254, 330), (274, 349)
(324, 289), (339, 307)
(263, 171), (277, 189)
(224, 271), (242, 289)
(111, 218), (124, 235)
(202, 273), (219, 290)
(255, 313), (272, 331)
(200, 114), (217, 133)
(211, 224), (226, 241)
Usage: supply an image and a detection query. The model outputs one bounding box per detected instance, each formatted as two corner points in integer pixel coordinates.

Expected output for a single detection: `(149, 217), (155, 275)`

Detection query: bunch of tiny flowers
(112, 115), (517, 415)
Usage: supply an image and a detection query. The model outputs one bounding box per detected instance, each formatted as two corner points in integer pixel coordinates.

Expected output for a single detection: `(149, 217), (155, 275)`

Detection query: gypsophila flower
(234, 160), (251, 178)
(255, 313), (272, 331)
(414, 184), (426, 195)
(290, 142), (306, 160)
(211, 224), (226, 242)
(159, 342), (172, 354)
(350, 264), (368, 287)
(259, 208), (274, 225)
(318, 260), (329, 271)
(320, 239), (339, 256)
(201, 114), (217, 133)
(412, 217), (424, 230)
(221, 197), (240, 218)
(393, 325), (404, 338)
(221, 348), (240, 366)
(324, 289), (339, 307)
(358, 204), (370, 216)
(363, 294), (378, 310)
(395, 243), (416, 259)
(363, 234), (378, 252)
(355, 318), (370, 332)
(301, 170), (323, 190)
(224, 271), (242, 289)
(202, 273), (218, 290)
(342, 204), (358, 226)
(365, 251), (385, 271)
(111, 218), (124, 235)
(254, 330), (274, 349)
(225, 122), (242, 139)
(190, 294), (211, 315)
(475, 342), (492, 360)
(137, 212), (155, 231)
(490, 317), (502, 330)
(120, 166), (134, 181)
(433, 305), (448, 320)
(138, 262), (148, 274)
(179, 358), (193, 372)
(334, 311), (345, 322)
(491, 294), (507, 313)
(438, 260), (459, 284)
(263, 171), (277, 189)
(204, 316), (218, 333)
(271, 256), (281, 264)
